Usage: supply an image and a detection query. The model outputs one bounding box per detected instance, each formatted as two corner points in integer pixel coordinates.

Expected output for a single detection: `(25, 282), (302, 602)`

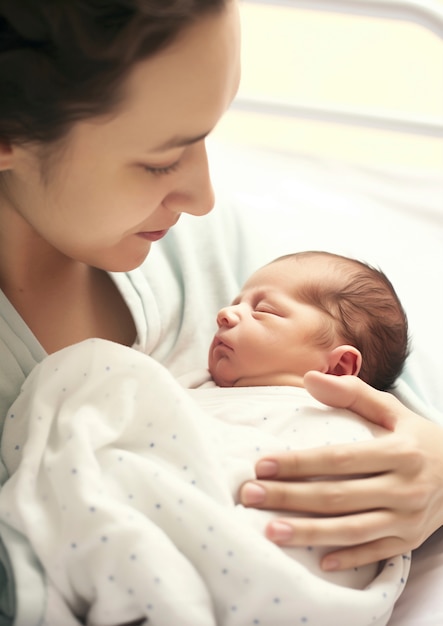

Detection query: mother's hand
(239, 371), (443, 571)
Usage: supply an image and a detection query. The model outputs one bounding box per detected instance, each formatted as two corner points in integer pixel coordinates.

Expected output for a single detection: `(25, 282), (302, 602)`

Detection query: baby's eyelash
(144, 161), (180, 176)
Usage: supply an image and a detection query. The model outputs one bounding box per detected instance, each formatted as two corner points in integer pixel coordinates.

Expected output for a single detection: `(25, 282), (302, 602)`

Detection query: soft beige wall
(213, 1), (443, 171)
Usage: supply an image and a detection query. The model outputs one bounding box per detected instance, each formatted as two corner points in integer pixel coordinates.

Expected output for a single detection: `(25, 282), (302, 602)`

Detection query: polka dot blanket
(0, 339), (410, 625)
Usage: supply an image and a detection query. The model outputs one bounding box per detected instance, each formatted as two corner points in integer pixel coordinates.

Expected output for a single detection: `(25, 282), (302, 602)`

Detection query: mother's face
(0, 1), (241, 271)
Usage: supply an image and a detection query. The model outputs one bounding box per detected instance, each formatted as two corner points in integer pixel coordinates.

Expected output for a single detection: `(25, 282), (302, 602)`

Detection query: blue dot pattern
(0, 339), (410, 625)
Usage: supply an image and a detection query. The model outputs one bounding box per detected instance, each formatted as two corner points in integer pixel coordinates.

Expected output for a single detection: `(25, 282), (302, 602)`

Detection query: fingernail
(267, 522), (293, 543)
(256, 459), (278, 478)
(322, 557), (340, 571)
(240, 482), (266, 505)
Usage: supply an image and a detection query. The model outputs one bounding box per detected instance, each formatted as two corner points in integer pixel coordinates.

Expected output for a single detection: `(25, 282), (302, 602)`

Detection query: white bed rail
(247, 0), (443, 39)
(233, 0), (443, 137)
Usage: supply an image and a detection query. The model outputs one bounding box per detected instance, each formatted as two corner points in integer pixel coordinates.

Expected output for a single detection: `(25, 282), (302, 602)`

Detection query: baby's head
(208, 251), (409, 390)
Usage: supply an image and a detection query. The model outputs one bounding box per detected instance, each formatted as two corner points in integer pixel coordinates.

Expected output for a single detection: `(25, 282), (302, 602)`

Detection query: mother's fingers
(254, 432), (421, 481)
(240, 473), (405, 516)
(265, 509), (401, 548)
(319, 538), (412, 572)
(303, 371), (402, 431)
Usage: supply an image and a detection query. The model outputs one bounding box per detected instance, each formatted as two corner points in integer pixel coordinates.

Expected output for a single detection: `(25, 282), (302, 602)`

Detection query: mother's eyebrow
(150, 130), (210, 151)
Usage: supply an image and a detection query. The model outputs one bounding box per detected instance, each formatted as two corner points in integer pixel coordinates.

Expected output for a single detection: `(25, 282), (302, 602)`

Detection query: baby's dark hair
(272, 251), (410, 391)
(0, 0), (227, 145)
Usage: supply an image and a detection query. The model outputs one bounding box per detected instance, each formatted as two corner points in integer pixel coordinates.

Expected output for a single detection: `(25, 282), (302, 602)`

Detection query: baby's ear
(326, 345), (362, 377)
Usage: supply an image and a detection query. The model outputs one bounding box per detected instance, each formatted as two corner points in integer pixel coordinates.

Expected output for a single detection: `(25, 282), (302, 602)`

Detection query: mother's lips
(136, 229), (169, 242)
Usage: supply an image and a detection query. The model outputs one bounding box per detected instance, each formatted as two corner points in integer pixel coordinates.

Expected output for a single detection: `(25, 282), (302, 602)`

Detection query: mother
(0, 1), (442, 623)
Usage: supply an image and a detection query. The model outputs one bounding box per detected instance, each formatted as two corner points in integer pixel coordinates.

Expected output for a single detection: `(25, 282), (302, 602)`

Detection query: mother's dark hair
(0, 0), (227, 145)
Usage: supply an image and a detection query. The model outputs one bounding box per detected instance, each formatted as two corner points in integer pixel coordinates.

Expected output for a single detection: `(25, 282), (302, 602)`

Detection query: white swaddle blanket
(0, 339), (409, 625)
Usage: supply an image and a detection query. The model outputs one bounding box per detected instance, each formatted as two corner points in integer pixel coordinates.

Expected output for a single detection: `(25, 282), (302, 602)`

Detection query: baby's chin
(207, 354), (238, 387)
(231, 374), (306, 388)
(208, 367), (236, 388)
(208, 361), (306, 388)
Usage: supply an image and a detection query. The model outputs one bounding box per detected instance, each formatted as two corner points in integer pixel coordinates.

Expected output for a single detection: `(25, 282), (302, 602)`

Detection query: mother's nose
(162, 141), (214, 218)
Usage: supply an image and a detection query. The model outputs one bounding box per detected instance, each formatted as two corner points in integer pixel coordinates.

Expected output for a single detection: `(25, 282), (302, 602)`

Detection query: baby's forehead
(242, 254), (350, 300)
(246, 255), (331, 286)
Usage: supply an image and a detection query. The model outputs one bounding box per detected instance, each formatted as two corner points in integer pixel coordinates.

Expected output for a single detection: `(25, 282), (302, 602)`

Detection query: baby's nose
(216, 306), (239, 328)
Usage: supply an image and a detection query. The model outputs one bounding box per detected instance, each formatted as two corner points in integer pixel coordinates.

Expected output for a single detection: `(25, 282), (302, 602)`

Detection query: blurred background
(206, 0), (443, 410)
(212, 0), (443, 171)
